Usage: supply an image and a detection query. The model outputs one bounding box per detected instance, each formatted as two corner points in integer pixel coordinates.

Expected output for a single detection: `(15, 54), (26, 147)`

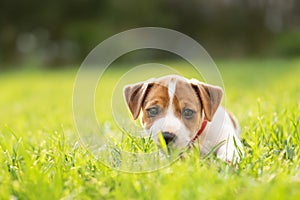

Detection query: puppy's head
(123, 75), (223, 148)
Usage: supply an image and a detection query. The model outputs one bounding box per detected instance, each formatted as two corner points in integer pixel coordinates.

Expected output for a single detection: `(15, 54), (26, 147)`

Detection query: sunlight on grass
(0, 59), (299, 199)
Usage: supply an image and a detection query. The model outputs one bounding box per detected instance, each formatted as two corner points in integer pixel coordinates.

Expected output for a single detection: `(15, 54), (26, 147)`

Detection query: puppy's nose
(162, 132), (176, 145)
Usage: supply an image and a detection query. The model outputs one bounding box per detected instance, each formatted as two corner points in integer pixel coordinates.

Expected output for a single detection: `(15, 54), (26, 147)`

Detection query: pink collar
(191, 117), (208, 142)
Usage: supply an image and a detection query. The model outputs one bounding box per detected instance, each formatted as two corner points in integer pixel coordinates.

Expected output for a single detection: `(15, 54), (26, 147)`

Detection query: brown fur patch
(141, 81), (169, 130)
(173, 79), (202, 136)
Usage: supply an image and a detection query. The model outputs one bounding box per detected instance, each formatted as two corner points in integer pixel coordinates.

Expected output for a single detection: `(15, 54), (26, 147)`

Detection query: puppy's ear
(190, 79), (223, 121)
(123, 81), (151, 120)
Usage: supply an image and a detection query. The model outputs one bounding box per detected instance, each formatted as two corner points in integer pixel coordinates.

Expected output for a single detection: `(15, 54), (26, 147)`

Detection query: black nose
(162, 132), (177, 145)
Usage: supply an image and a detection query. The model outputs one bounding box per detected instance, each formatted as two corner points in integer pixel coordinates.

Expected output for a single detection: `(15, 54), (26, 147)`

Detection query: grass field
(0, 58), (300, 199)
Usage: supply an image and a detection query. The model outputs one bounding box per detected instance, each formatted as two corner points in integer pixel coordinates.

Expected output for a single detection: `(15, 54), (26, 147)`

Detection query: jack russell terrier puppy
(123, 75), (243, 163)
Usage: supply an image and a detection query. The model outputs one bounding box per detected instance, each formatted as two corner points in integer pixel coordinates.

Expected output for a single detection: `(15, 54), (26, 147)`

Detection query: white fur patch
(168, 79), (176, 104)
(146, 79), (191, 147)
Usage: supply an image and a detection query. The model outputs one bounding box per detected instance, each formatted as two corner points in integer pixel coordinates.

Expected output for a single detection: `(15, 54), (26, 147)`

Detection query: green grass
(1, 58), (300, 199)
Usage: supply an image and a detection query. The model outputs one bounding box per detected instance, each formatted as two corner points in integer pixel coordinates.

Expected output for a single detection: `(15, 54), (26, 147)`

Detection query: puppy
(123, 75), (243, 163)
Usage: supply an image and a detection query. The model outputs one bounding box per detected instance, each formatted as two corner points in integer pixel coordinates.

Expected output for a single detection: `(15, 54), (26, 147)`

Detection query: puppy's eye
(182, 108), (195, 119)
(147, 106), (160, 117)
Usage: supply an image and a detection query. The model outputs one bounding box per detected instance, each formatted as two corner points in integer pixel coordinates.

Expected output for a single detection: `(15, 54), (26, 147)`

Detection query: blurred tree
(0, 0), (299, 68)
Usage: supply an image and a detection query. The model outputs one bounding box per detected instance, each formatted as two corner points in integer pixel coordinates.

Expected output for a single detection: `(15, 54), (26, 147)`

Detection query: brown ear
(191, 79), (223, 121)
(123, 81), (151, 120)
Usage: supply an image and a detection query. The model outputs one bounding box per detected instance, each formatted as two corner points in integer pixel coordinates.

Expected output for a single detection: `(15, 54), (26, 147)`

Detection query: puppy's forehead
(154, 75), (193, 95)
(147, 75), (198, 107)
(143, 76), (192, 106)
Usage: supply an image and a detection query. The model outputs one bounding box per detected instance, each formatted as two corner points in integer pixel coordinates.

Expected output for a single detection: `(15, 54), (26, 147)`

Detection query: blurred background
(0, 0), (299, 69)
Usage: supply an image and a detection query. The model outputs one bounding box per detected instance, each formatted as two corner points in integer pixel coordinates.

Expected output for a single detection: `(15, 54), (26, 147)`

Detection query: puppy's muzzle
(162, 132), (177, 145)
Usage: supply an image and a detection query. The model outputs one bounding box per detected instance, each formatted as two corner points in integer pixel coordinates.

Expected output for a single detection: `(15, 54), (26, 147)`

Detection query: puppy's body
(197, 106), (242, 161)
(124, 75), (243, 162)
